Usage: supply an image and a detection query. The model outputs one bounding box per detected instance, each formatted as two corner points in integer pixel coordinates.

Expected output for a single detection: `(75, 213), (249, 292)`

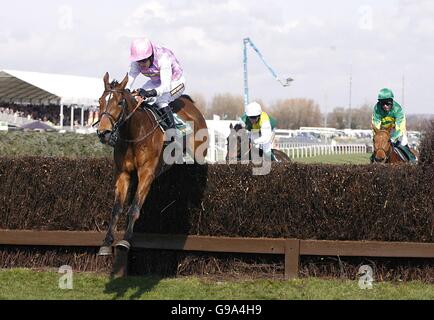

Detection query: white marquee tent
(0, 69), (105, 128)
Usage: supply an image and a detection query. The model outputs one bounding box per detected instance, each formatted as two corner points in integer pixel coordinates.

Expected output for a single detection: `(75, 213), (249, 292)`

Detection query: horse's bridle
(374, 144), (392, 163)
(94, 89), (127, 128)
(94, 88), (160, 145)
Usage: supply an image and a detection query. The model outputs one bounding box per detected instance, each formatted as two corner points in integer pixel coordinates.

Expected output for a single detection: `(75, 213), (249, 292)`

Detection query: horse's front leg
(98, 171), (131, 256)
(116, 160), (159, 250)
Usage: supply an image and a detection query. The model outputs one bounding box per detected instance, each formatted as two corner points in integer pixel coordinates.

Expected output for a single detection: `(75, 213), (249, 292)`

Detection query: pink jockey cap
(129, 38), (154, 62)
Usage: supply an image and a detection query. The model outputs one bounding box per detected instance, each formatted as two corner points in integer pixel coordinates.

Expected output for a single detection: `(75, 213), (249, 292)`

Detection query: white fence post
(272, 142), (368, 160)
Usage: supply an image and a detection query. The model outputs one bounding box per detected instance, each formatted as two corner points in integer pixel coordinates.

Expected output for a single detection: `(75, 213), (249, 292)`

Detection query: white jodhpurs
(397, 133), (408, 146)
(250, 131), (275, 154)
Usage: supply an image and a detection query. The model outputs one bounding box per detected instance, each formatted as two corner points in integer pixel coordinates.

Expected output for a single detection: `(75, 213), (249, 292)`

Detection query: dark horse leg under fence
(95, 72), (208, 256)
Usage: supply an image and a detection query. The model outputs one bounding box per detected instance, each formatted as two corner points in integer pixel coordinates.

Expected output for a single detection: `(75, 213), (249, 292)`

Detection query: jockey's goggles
(379, 99), (393, 107)
(248, 115), (260, 120)
(137, 54), (154, 65)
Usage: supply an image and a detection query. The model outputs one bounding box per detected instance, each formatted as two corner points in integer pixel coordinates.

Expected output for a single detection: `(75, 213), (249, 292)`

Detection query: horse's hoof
(115, 240), (131, 251)
(98, 246), (113, 256)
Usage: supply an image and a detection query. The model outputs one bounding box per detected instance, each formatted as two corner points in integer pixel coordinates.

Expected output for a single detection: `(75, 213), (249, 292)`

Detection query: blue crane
(243, 37), (294, 106)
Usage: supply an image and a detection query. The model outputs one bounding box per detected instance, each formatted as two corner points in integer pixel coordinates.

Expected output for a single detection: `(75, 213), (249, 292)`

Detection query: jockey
(127, 38), (185, 130)
(371, 88), (417, 163)
(240, 101), (278, 161)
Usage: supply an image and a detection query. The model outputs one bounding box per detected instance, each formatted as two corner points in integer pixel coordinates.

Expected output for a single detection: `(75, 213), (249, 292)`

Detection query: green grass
(292, 153), (371, 165)
(0, 269), (432, 300)
(0, 131), (372, 165)
(0, 131), (112, 158)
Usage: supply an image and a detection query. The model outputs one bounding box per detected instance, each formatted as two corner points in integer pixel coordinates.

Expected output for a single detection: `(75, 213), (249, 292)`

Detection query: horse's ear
(119, 73), (129, 89)
(229, 123), (233, 129)
(372, 124), (379, 134)
(386, 126), (393, 133)
(103, 72), (110, 90)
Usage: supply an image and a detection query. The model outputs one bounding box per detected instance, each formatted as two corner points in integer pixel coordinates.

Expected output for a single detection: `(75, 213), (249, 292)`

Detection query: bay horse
(226, 123), (291, 162)
(372, 126), (417, 164)
(96, 72), (208, 255)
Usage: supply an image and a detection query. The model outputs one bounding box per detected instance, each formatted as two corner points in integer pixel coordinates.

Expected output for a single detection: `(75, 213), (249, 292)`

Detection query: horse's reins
(93, 88), (160, 143)
(93, 91), (113, 128)
(242, 142), (253, 160)
(93, 89), (137, 127)
(374, 144), (392, 163)
(373, 129), (397, 163)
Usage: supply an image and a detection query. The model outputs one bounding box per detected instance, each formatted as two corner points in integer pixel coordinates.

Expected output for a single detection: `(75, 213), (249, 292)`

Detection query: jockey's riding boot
(161, 106), (175, 131)
(402, 145), (417, 163)
(161, 106), (183, 161)
(263, 150), (273, 162)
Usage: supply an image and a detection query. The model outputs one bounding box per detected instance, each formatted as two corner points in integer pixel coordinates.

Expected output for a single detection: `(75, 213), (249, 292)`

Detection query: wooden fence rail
(0, 230), (433, 279)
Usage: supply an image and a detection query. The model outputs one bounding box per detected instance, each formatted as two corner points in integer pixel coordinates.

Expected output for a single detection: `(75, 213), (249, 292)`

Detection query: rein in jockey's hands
(138, 88), (158, 99)
(133, 88), (158, 106)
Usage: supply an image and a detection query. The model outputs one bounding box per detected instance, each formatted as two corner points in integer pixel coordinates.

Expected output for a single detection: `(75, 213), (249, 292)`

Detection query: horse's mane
(110, 80), (120, 87)
(180, 94), (195, 103)
(168, 94), (195, 113)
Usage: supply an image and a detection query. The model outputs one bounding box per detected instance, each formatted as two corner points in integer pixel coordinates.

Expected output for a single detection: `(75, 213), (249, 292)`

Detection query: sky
(1, 0), (433, 114)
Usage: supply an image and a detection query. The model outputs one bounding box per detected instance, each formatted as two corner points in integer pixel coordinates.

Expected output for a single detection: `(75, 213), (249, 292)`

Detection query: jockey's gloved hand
(138, 89), (158, 98)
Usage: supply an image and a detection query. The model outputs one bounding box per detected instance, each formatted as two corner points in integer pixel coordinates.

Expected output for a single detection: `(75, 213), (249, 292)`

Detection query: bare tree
(350, 104), (373, 129)
(328, 104), (373, 129)
(207, 93), (244, 120)
(270, 98), (322, 129)
(407, 114), (434, 131)
(327, 107), (347, 129)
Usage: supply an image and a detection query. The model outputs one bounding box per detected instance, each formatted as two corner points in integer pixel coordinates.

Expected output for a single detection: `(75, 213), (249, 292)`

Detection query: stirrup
(159, 115), (175, 132)
(271, 153), (279, 162)
(115, 240), (131, 250)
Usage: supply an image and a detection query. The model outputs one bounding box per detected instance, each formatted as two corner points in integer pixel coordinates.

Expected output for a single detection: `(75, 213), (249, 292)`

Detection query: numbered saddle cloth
(173, 113), (193, 136)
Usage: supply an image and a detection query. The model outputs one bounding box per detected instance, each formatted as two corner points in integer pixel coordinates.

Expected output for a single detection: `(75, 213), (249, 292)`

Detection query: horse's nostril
(97, 130), (112, 142)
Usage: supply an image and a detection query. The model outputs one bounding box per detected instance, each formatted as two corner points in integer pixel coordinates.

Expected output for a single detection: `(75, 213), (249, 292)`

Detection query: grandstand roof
(0, 70), (104, 108)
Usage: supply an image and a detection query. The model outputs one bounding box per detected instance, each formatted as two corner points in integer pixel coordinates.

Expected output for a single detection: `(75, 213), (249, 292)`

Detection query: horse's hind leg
(98, 171), (131, 256)
(117, 161), (159, 250)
